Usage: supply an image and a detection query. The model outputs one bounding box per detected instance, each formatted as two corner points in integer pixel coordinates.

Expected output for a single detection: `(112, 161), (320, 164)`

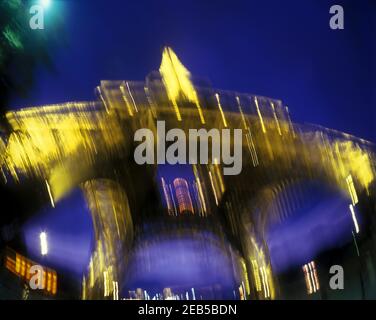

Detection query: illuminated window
(4, 247), (58, 296)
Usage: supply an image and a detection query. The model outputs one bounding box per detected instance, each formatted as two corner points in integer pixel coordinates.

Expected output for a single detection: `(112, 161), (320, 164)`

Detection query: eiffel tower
(0, 48), (375, 299)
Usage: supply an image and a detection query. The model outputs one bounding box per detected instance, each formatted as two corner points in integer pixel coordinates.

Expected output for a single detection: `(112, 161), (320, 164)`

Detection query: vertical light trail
(271, 102), (282, 135)
(303, 265), (312, 294)
(194, 98), (206, 124)
(215, 93), (228, 127)
(196, 177), (207, 214)
(120, 85), (134, 116)
(126, 81), (139, 113)
(208, 171), (219, 205)
(251, 260), (262, 292)
(161, 177), (174, 215)
(263, 267), (270, 298)
(346, 174), (359, 205)
(82, 277), (86, 300)
(254, 97), (266, 133)
(311, 262), (320, 291)
(89, 258), (94, 288)
(103, 271), (109, 297)
(96, 86), (109, 113)
(303, 261), (319, 294)
(40, 232), (48, 256)
(308, 262), (317, 292)
(260, 266), (270, 298)
(236, 96), (259, 166)
(349, 204), (360, 234)
(285, 105), (296, 137)
(113, 281), (119, 300)
(168, 184), (178, 216)
(45, 179), (55, 208)
(191, 288), (196, 300)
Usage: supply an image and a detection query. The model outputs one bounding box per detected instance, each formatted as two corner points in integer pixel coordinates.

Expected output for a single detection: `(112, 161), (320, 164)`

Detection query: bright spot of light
(40, 0), (51, 8)
(40, 232), (48, 255)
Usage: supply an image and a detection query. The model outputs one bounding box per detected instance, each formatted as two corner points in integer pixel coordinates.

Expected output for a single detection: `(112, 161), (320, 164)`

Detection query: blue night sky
(266, 184), (356, 273)
(12, 0), (375, 140)
(17, 0), (375, 276)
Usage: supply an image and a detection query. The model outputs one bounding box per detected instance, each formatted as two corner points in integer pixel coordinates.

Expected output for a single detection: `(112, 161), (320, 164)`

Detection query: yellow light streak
(346, 174), (358, 205)
(254, 97), (266, 133)
(271, 102), (282, 135)
(215, 93), (228, 127)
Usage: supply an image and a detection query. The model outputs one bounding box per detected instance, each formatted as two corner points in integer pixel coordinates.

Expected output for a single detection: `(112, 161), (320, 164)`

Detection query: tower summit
(159, 47), (205, 123)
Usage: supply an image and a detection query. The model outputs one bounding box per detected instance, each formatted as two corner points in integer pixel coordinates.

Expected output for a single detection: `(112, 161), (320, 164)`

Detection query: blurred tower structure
(0, 47), (375, 299)
(173, 178), (194, 215)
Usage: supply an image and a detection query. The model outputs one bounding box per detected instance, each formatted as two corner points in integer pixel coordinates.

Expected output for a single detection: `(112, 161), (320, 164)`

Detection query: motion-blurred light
(40, 231), (48, 256)
(40, 0), (51, 8)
